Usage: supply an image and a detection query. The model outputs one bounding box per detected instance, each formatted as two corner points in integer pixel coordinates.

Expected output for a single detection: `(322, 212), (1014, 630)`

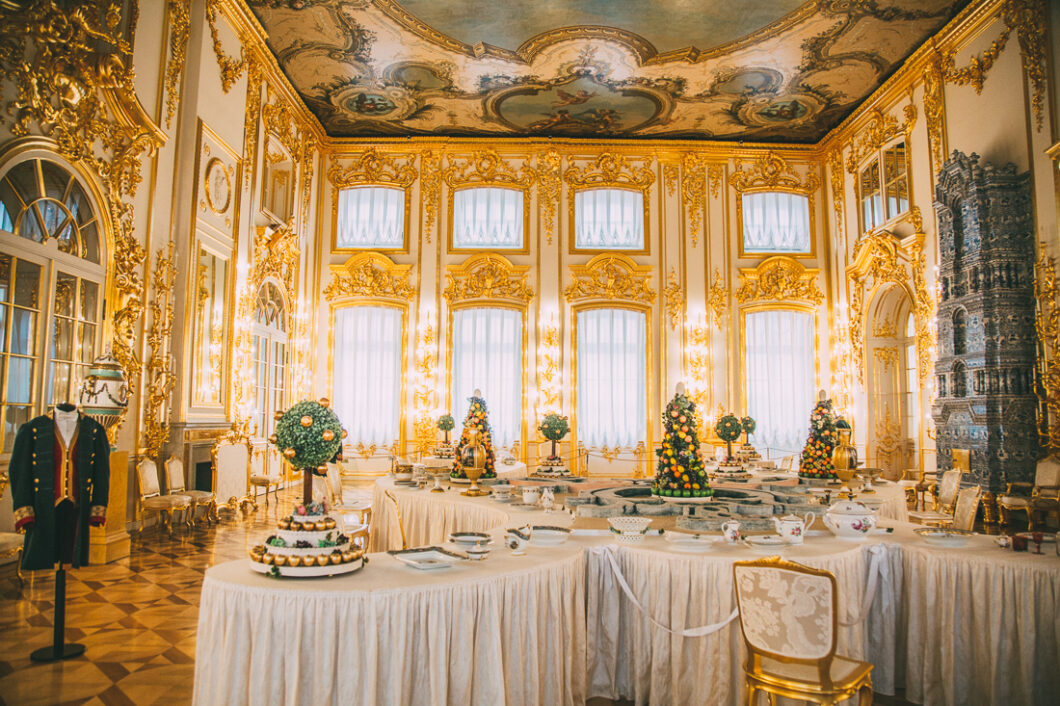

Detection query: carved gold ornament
(662, 162), (679, 197)
(164, 0), (191, 130)
(325, 253), (415, 302)
(1000, 0), (1047, 131)
(443, 149), (535, 188)
(1035, 253), (1060, 450)
(253, 223), (300, 295)
(206, 0), (246, 93)
(444, 254), (533, 304)
(413, 319), (437, 454)
(735, 257), (823, 305)
(565, 254), (656, 304)
(923, 58), (947, 171)
(564, 153), (654, 191)
(681, 153), (710, 247)
(143, 241), (178, 457)
(328, 148), (417, 188)
(536, 321), (561, 417)
(828, 148), (846, 248)
(242, 60), (264, 188)
(708, 268), (727, 331)
(204, 157), (232, 214)
(663, 268), (684, 331)
(537, 149), (562, 246)
(420, 150), (442, 237)
(729, 151), (819, 194)
(845, 106), (917, 174)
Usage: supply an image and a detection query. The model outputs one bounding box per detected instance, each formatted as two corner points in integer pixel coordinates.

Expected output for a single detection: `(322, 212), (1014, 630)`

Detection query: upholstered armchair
(165, 457), (217, 525)
(212, 437), (254, 516)
(733, 556), (874, 705)
(998, 455), (1060, 530)
(136, 458), (192, 535)
(908, 468), (963, 525)
(0, 470), (24, 589)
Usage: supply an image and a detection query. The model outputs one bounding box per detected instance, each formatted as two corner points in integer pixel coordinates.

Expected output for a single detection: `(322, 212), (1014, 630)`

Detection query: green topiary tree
(652, 392), (713, 499)
(272, 399), (344, 503)
(437, 414), (455, 444)
(538, 413), (569, 464)
(714, 413), (742, 461)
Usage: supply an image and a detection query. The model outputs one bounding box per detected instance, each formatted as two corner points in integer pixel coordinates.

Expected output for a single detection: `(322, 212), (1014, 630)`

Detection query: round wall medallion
(204, 157), (232, 214)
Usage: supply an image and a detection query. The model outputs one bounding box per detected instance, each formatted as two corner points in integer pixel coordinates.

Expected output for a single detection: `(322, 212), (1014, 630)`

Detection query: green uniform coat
(9, 413), (110, 570)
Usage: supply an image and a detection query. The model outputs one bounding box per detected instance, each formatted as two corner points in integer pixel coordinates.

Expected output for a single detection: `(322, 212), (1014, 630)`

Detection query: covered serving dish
(823, 500), (876, 539)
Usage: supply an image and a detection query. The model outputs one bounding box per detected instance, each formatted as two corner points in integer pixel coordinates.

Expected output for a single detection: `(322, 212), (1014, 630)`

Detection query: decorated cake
(248, 500), (366, 577)
(652, 390), (714, 500)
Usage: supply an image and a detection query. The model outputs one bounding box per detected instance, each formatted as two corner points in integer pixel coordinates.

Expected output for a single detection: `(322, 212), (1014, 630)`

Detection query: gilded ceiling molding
(663, 268), (684, 331)
(941, 26), (1011, 93)
(443, 149), (536, 188)
(564, 153), (655, 191)
(708, 268), (727, 331)
(0, 1), (165, 402)
(681, 153), (709, 248)
(241, 60), (264, 189)
(328, 149), (418, 188)
(729, 151), (819, 194)
(1001, 0), (1047, 130)
(206, 0), (246, 93)
(537, 149), (562, 246)
(443, 253), (534, 304)
(143, 241), (178, 458)
(564, 253), (656, 304)
(420, 150), (442, 242)
(163, 0), (191, 130)
(1035, 253), (1060, 450)
(735, 257), (823, 305)
(845, 106), (917, 173)
(324, 252), (416, 302)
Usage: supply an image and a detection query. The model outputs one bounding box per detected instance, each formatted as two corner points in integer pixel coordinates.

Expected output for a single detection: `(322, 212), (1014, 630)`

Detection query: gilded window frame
(568, 185), (651, 256)
(735, 188), (817, 259)
(446, 183), (531, 255)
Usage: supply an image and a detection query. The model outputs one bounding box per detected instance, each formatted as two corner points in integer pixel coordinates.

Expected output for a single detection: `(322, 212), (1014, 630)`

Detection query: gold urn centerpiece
(460, 428), (490, 497)
(831, 420), (858, 497)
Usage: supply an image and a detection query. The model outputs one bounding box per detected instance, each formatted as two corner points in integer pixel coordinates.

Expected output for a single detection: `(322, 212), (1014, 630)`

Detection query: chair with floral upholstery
(733, 556), (873, 705)
(939, 484), (982, 532)
(908, 468), (963, 525)
(0, 470), (24, 589)
(998, 455), (1060, 530)
(165, 456), (217, 526)
(136, 458), (192, 535)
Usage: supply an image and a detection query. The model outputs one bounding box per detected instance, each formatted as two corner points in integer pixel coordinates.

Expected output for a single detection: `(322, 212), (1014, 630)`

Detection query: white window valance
(333, 306), (403, 446)
(574, 188), (644, 250)
(452, 187), (524, 250)
(450, 307), (522, 448)
(741, 192), (811, 253)
(576, 308), (647, 448)
(336, 186), (405, 249)
(744, 309), (815, 456)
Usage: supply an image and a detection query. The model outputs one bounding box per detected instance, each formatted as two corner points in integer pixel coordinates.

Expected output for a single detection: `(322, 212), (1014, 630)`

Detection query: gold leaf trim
(735, 256), (823, 305)
(845, 106), (917, 174)
(324, 253), (416, 302)
(538, 149), (562, 246)
(663, 267), (684, 331)
(328, 148), (418, 188)
(730, 151), (818, 193)
(564, 253), (655, 304)
(564, 152), (654, 191)
(163, 0), (191, 130)
(443, 149), (535, 188)
(443, 253), (534, 304)
(206, 0), (245, 93)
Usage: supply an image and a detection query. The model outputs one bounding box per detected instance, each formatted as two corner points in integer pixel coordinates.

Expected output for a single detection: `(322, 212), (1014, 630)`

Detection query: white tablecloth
(194, 545), (587, 706)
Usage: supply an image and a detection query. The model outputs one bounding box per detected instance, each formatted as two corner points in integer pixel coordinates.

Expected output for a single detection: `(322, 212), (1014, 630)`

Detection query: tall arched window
(250, 283), (287, 439)
(575, 307), (647, 448)
(903, 313), (919, 458)
(0, 156), (105, 452)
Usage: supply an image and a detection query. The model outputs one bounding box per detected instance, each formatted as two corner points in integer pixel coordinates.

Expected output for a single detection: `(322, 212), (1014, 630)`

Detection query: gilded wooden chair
(248, 446), (282, 510)
(945, 485), (982, 531)
(0, 470), (24, 589)
(733, 556), (873, 706)
(165, 456), (217, 526)
(384, 489), (408, 550)
(136, 458), (192, 535)
(325, 462), (372, 528)
(998, 456), (1060, 530)
(211, 437), (254, 516)
(908, 468), (963, 525)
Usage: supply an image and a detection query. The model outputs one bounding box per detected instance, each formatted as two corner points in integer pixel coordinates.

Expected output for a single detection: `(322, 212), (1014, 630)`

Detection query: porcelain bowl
(608, 517), (653, 534)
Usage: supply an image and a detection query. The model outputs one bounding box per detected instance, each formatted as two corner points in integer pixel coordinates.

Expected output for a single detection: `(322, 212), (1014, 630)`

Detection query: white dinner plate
(914, 528), (973, 548)
(449, 532), (492, 547)
(389, 546), (468, 570)
(746, 535), (789, 552)
(664, 533), (719, 553)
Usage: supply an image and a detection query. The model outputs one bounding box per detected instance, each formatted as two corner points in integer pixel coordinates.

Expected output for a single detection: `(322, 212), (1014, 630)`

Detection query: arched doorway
(866, 284), (919, 478)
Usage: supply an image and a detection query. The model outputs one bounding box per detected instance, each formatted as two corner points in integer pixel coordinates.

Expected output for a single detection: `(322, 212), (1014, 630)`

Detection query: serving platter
(664, 533), (719, 553)
(389, 546), (468, 570)
(914, 527), (974, 547)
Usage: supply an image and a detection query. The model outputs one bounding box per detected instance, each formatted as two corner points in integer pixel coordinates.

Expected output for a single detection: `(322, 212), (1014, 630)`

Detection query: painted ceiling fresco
(247, 0), (970, 142)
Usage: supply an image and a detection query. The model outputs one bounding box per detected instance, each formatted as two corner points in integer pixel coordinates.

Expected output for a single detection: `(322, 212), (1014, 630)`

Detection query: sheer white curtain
(336, 186), (404, 249)
(450, 308), (522, 448)
(574, 188), (644, 250)
(742, 191), (811, 252)
(576, 308), (646, 448)
(452, 187), (524, 249)
(332, 306), (403, 446)
(745, 309), (815, 456)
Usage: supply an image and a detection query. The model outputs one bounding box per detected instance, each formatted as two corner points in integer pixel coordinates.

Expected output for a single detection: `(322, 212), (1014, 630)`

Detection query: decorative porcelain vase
(772, 512), (816, 544)
(722, 520), (741, 543)
(460, 428), (489, 497)
(522, 487), (541, 505)
(78, 352), (129, 446)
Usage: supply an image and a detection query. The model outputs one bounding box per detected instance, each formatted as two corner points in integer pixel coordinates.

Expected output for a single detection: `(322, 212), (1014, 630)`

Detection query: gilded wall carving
(420, 150), (442, 239)
(708, 268), (727, 331)
(565, 254), (655, 304)
(444, 254), (534, 304)
(735, 257), (823, 305)
(443, 149), (536, 188)
(413, 319), (437, 453)
(663, 268), (684, 330)
(241, 60), (264, 188)
(1035, 254), (1060, 450)
(844, 106), (917, 174)
(206, 0), (246, 93)
(564, 153), (654, 190)
(143, 242), (178, 457)
(680, 153), (708, 247)
(1001, 0), (1047, 130)
(163, 0), (192, 130)
(729, 151), (818, 194)
(537, 149), (562, 246)
(325, 252), (416, 302)
(328, 148), (418, 187)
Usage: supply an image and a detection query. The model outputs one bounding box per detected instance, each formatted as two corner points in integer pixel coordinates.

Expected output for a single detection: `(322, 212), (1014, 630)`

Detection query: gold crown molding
(729, 151), (819, 194)
(708, 268), (727, 331)
(0, 2), (165, 405)
(443, 253), (534, 304)
(1001, 0), (1047, 131)
(206, 0), (245, 93)
(680, 154), (710, 247)
(420, 150), (442, 240)
(537, 149), (562, 246)
(663, 267), (684, 331)
(443, 149), (536, 189)
(142, 241), (178, 458)
(328, 148), (418, 188)
(325, 252), (416, 302)
(845, 106), (917, 173)
(735, 256), (823, 305)
(564, 152), (655, 191)
(1035, 252), (1060, 449)
(564, 253), (655, 304)
(163, 0), (191, 130)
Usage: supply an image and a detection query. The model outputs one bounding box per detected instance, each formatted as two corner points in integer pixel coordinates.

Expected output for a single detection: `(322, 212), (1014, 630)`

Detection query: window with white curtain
(741, 191), (811, 253)
(332, 306), (403, 446)
(576, 308), (647, 448)
(744, 309), (815, 456)
(335, 186), (405, 249)
(450, 307), (522, 448)
(452, 187), (524, 249)
(574, 188), (644, 250)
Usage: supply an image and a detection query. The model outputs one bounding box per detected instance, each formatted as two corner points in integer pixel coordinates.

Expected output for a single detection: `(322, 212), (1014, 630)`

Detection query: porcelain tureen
(823, 500), (876, 539)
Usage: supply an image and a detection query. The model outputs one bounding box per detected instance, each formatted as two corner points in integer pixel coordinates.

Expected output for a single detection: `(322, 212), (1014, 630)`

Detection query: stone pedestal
(89, 450), (131, 564)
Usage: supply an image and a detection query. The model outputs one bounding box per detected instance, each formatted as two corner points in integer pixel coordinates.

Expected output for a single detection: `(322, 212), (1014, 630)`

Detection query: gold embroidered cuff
(14, 505), (34, 529)
(90, 505), (107, 520)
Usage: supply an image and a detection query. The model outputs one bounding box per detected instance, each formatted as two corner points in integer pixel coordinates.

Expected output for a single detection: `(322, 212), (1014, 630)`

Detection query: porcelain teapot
(823, 500), (876, 540)
(772, 512), (816, 544)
